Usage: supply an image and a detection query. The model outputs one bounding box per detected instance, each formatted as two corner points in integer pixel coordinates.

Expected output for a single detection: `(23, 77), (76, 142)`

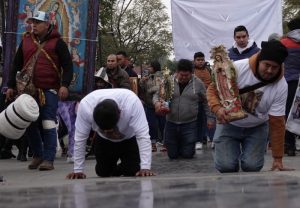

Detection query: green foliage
(98, 0), (172, 66)
(283, 0), (300, 33)
(164, 59), (177, 73)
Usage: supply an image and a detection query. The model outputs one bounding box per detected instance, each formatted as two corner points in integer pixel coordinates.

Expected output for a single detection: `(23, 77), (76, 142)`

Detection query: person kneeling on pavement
(207, 41), (293, 173)
(66, 89), (155, 179)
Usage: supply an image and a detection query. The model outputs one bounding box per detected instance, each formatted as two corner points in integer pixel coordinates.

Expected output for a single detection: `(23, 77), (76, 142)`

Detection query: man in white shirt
(66, 89), (154, 179)
(208, 41), (292, 172)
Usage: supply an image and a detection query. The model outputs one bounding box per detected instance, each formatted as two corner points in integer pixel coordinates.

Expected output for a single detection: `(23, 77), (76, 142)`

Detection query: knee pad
(42, 120), (57, 129)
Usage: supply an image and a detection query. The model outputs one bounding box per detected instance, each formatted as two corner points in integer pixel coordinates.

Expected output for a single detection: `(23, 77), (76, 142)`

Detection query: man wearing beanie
(66, 89), (155, 179)
(207, 41), (293, 173)
(281, 17), (300, 156)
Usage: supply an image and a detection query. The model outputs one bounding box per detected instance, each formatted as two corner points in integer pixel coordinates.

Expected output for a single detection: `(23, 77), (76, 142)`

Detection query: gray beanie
(0, 94), (39, 139)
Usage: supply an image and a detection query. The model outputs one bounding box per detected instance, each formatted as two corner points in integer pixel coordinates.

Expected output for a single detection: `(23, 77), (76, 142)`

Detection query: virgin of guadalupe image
(210, 45), (247, 121)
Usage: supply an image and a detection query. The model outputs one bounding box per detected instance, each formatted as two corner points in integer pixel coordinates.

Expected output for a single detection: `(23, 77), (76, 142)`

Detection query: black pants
(285, 80), (298, 150)
(94, 135), (140, 177)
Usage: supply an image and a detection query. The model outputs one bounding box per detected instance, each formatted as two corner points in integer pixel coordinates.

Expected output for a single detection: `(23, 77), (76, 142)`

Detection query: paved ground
(1, 145), (300, 207)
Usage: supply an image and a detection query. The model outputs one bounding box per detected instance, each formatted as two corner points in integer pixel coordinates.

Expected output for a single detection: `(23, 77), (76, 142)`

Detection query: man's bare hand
(207, 120), (215, 129)
(58, 86), (69, 100)
(216, 107), (229, 124)
(5, 88), (15, 102)
(270, 158), (295, 171)
(66, 172), (87, 179)
(135, 169), (156, 177)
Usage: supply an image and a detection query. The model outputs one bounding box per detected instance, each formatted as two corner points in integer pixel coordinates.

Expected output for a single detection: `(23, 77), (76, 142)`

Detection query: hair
(176, 59), (193, 72)
(234, 25), (249, 37)
(116, 51), (128, 58)
(93, 99), (120, 130)
(194, 52), (205, 60)
(107, 54), (117, 60)
(150, 60), (161, 72)
(287, 17), (300, 31)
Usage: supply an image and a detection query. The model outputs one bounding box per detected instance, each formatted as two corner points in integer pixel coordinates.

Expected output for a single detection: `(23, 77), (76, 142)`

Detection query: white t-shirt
(230, 59), (288, 128)
(74, 89), (151, 173)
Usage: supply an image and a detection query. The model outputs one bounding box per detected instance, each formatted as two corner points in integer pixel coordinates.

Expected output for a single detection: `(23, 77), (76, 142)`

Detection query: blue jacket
(228, 42), (260, 61)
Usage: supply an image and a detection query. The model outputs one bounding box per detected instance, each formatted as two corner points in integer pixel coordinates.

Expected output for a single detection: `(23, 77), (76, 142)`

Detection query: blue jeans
(197, 102), (216, 143)
(164, 120), (198, 159)
(144, 106), (165, 144)
(27, 90), (58, 161)
(213, 122), (268, 173)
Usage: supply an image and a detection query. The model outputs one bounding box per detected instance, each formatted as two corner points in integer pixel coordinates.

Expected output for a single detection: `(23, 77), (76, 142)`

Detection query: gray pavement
(1, 146), (300, 207)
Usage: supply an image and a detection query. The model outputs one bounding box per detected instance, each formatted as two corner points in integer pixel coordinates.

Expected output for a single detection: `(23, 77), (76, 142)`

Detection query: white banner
(171, 0), (283, 60)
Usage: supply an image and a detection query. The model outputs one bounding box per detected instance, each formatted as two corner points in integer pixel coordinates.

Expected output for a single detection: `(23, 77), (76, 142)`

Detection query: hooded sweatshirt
(281, 29), (300, 82)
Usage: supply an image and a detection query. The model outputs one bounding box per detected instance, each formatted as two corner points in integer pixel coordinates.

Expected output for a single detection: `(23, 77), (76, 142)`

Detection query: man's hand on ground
(66, 172), (87, 179)
(270, 158), (295, 171)
(135, 169), (156, 177)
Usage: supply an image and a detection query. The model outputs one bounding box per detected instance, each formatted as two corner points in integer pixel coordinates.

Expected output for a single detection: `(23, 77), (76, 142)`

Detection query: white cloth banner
(171, 0), (283, 60)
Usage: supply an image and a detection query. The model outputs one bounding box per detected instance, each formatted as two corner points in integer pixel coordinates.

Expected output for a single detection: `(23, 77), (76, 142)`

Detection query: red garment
(22, 31), (61, 89)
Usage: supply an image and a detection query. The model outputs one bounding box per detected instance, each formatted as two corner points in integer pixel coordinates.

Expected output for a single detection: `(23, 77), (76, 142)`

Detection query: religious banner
(2, 0), (99, 97)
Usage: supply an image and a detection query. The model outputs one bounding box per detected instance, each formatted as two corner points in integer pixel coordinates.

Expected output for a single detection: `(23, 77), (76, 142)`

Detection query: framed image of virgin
(2, 0), (99, 97)
(210, 45), (247, 121)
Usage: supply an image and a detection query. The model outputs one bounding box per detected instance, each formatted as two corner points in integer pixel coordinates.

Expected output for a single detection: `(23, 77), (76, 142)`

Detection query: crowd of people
(0, 11), (299, 178)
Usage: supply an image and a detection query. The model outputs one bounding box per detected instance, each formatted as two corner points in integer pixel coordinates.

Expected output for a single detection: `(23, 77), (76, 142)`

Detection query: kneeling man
(67, 89), (154, 179)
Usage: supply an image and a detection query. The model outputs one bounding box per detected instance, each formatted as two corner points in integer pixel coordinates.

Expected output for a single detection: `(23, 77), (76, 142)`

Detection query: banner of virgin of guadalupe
(2, 0), (99, 97)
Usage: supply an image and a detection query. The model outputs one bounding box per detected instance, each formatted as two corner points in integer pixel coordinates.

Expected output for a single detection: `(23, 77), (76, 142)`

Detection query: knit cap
(259, 41), (288, 65)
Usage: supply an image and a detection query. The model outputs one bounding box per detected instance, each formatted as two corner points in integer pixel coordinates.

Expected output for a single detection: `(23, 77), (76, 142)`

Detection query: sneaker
(210, 142), (215, 149)
(39, 160), (54, 171)
(28, 158), (43, 169)
(156, 142), (164, 146)
(67, 156), (74, 163)
(195, 142), (203, 150)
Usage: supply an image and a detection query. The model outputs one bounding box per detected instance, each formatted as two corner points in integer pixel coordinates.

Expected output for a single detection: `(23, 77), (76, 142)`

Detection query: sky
(162, 0), (172, 21)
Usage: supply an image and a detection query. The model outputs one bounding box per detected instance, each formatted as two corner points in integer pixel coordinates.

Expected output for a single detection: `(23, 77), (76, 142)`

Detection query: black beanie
(258, 41), (288, 65)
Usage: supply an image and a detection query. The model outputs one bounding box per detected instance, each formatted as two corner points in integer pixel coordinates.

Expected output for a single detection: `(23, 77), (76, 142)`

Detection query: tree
(283, 0), (300, 32)
(99, 0), (172, 66)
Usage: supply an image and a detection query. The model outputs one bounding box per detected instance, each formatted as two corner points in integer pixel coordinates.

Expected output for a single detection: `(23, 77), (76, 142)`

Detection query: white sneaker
(195, 142), (203, 150)
(211, 142), (215, 149)
(67, 157), (74, 163)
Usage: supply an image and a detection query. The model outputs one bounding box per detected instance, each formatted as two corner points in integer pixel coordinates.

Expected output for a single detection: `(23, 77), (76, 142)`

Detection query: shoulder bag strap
(239, 82), (267, 94)
(21, 41), (47, 75)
